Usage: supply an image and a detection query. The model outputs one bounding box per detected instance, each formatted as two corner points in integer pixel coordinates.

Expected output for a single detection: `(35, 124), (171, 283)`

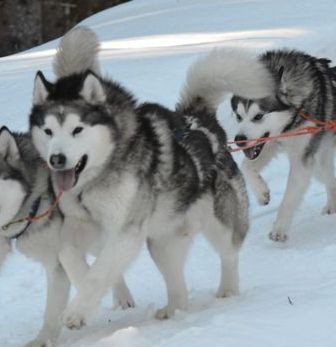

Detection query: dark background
(0, 0), (130, 57)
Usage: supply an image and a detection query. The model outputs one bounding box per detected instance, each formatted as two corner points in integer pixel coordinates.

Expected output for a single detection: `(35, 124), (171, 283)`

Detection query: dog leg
(58, 215), (136, 312)
(203, 218), (240, 298)
(112, 277), (135, 309)
(147, 228), (192, 320)
(0, 236), (11, 269)
(59, 243), (88, 287)
(59, 243), (135, 310)
(25, 264), (70, 347)
(269, 157), (313, 242)
(61, 228), (144, 330)
(241, 144), (276, 205)
(314, 137), (336, 215)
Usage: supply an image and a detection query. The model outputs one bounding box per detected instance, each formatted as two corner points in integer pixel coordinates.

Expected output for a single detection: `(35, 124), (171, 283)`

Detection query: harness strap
(7, 197), (42, 239)
(227, 109), (330, 152)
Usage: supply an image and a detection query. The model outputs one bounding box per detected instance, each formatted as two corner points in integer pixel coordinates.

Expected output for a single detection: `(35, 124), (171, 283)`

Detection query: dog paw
(216, 288), (239, 299)
(249, 173), (270, 206)
(24, 338), (52, 347)
(322, 203), (336, 215)
(257, 190), (271, 206)
(155, 305), (177, 320)
(62, 310), (87, 330)
(113, 292), (135, 310)
(269, 230), (288, 242)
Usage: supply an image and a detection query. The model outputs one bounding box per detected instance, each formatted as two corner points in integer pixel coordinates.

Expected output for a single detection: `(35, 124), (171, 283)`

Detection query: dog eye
(44, 128), (53, 136)
(72, 127), (83, 136)
(252, 113), (264, 122)
(236, 113), (242, 122)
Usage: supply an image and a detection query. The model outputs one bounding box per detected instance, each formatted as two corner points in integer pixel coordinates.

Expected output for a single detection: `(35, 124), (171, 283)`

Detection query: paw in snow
(62, 309), (87, 330)
(216, 288), (239, 299)
(269, 229), (288, 242)
(155, 305), (176, 320)
(24, 338), (52, 347)
(322, 202), (336, 215)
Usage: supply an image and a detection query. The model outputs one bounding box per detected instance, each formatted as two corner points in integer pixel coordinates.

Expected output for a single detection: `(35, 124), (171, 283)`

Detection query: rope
(227, 109), (336, 152)
(2, 110), (336, 230)
(29, 191), (63, 222)
(1, 191), (63, 231)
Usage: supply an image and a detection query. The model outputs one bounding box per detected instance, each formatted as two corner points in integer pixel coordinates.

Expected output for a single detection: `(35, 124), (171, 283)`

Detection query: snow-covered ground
(1, 0), (336, 346)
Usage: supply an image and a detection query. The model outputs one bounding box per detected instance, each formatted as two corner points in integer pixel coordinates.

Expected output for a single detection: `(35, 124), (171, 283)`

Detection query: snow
(1, 0), (336, 346)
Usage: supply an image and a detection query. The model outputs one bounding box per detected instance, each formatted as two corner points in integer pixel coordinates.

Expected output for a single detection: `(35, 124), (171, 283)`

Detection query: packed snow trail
(1, 1), (336, 346)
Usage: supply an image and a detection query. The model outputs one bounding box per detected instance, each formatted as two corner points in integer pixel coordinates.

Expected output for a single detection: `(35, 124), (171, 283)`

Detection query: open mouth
(52, 155), (88, 191)
(243, 133), (269, 160)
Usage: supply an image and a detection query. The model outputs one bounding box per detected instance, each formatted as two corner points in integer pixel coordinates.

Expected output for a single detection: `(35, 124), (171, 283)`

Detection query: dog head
(277, 64), (314, 109)
(30, 71), (132, 192)
(260, 50), (317, 110)
(231, 95), (293, 160)
(0, 127), (28, 228)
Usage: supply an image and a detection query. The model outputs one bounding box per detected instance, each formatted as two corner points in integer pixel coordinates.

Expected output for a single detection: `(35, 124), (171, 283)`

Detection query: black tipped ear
(0, 127), (20, 161)
(278, 66), (284, 80)
(79, 72), (106, 104)
(230, 96), (238, 111)
(33, 71), (51, 105)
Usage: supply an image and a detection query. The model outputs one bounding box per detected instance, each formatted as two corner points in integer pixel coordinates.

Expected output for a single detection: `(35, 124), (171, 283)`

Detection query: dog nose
(49, 154), (66, 169)
(234, 134), (248, 147)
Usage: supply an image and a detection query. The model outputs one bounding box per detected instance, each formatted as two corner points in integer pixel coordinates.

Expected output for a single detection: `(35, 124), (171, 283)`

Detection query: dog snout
(49, 153), (66, 169)
(234, 134), (248, 147)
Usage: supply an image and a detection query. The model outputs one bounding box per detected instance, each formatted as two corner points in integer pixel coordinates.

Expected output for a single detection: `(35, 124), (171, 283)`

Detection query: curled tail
(177, 48), (273, 113)
(177, 49), (258, 245)
(53, 26), (100, 78)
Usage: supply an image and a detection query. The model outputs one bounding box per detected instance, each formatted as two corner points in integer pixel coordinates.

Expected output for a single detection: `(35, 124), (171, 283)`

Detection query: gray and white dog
(0, 29), (136, 347)
(231, 49), (336, 242)
(28, 27), (273, 329)
(0, 129), (135, 347)
(0, 127), (68, 347)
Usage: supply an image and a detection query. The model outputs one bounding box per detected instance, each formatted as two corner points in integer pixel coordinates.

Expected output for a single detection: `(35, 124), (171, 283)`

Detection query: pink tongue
(53, 170), (76, 192)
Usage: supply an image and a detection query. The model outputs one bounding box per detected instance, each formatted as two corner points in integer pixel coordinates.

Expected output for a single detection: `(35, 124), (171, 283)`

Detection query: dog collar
(282, 109), (305, 133)
(10, 196), (42, 240)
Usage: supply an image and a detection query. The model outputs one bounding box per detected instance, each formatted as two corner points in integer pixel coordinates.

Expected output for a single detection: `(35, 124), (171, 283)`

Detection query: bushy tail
(53, 26), (100, 78)
(178, 48), (273, 112)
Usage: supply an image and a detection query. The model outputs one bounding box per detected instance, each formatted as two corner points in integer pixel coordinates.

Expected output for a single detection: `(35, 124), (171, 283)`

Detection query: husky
(0, 127), (136, 347)
(0, 29), (136, 347)
(231, 49), (336, 242)
(28, 26), (273, 329)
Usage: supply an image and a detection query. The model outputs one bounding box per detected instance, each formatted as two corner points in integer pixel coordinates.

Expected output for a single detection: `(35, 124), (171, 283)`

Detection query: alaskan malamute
(231, 49), (336, 242)
(28, 27), (273, 329)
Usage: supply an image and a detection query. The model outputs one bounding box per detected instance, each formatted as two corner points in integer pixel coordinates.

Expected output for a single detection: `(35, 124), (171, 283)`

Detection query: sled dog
(28, 27), (272, 329)
(0, 28), (135, 347)
(231, 49), (336, 241)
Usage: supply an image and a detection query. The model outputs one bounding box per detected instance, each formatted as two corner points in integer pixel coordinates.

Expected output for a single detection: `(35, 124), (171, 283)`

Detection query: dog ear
(278, 66), (287, 94)
(230, 96), (239, 111)
(0, 127), (20, 161)
(33, 71), (51, 105)
(79, 72), (106, 104)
